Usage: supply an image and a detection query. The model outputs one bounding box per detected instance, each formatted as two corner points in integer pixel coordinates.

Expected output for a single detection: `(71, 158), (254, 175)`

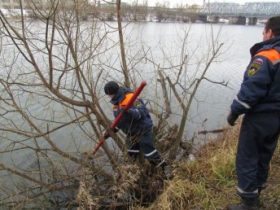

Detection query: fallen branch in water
(198, 128), (229, 135)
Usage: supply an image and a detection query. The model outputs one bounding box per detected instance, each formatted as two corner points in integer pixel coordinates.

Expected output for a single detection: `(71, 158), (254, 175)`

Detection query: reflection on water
(0, 21), (264, 169)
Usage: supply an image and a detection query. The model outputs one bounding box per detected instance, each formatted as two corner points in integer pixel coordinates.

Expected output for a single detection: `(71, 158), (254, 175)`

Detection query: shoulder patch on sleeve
(247, 58), (263, 77)
(134, 100), (142, 107)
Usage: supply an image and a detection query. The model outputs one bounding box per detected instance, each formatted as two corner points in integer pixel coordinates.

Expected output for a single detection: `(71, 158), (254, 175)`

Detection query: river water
(124, 22), (263, 138)
(0, 21), (264, 193)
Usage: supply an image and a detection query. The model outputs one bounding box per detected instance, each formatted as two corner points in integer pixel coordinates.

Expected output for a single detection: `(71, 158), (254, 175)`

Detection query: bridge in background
(197, 2), (280, 25)
(1, 1), (279, 25)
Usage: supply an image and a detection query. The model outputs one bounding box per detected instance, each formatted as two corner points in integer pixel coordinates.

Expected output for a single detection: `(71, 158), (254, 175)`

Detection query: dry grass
(76, 122), (280, 209)
(137, 123), (280, 210)
(77, 181), (98, 210)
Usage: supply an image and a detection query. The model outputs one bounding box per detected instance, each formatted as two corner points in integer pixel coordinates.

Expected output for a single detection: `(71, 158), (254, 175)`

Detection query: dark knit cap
(104, 81), (119, 95)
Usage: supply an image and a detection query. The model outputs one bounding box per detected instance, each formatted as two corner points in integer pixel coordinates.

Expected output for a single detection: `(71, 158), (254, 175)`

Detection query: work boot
(163, 164), (173, 179)
(258, 182), (268, 195)
(227, 197), (260, 210)
(154, 160), (173, 179)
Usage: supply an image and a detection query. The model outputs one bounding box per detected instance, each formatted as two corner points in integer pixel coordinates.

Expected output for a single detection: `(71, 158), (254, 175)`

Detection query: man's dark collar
(250, 36), (280, 56)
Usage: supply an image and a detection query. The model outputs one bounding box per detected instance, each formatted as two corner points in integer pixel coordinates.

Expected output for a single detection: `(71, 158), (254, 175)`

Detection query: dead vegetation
(135, 123), (280, 210)
(0, 1), (236, 209)
(75, 123), (185, 209)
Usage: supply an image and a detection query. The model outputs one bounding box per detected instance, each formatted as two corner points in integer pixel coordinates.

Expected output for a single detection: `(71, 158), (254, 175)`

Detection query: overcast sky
(122, 0), (280, 7)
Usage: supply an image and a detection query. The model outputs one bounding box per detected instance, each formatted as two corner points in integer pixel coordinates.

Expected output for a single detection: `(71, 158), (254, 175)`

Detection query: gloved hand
(227, 112), (239, 126)
(103, 128), (119, 139)
(103, 131), (110, 139)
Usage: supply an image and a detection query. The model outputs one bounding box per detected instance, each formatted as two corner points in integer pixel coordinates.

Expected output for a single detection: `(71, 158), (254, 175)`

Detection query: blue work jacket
(231, 36), (280, 115)
(110, 87), (153, 135)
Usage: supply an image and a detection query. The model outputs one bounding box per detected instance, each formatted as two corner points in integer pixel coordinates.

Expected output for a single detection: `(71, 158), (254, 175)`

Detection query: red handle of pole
(92, 81), (147, 155)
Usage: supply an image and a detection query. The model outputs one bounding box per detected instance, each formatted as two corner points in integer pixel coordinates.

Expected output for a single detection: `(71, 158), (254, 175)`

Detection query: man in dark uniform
(104, 81), (167, 171)
(227, 16), (280, 210)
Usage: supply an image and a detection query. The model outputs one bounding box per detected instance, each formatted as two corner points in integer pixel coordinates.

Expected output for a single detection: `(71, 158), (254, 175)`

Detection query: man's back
(111, 87), (153, 135)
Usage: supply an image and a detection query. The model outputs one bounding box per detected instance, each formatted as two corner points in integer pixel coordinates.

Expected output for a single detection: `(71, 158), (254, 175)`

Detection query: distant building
(0, 0), (89, 10)
(0, 0), (25, 9)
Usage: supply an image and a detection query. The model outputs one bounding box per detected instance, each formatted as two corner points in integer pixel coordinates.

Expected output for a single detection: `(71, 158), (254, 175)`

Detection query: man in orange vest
(104, 81), (168, 174)
(227, 16), (280, 210)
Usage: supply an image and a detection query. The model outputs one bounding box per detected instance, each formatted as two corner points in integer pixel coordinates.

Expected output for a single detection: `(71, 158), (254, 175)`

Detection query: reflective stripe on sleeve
(235, 97), (251, 109)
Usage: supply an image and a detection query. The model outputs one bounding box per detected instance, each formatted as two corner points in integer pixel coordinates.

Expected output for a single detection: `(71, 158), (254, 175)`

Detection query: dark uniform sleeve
(231, 56), (273, 115)
(126, 99), (148, 120)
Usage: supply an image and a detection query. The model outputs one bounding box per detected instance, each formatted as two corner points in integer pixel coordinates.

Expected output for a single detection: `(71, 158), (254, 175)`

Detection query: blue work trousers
(236, 112), (280, 199)
(126, 129), (164, 167)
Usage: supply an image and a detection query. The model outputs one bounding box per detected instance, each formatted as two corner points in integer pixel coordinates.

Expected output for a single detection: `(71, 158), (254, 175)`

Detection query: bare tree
(0, 0), (125, 208)
(0, 0), (226, 208)
(154, 2), (169, 22)
(116, 0), (130, 87)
